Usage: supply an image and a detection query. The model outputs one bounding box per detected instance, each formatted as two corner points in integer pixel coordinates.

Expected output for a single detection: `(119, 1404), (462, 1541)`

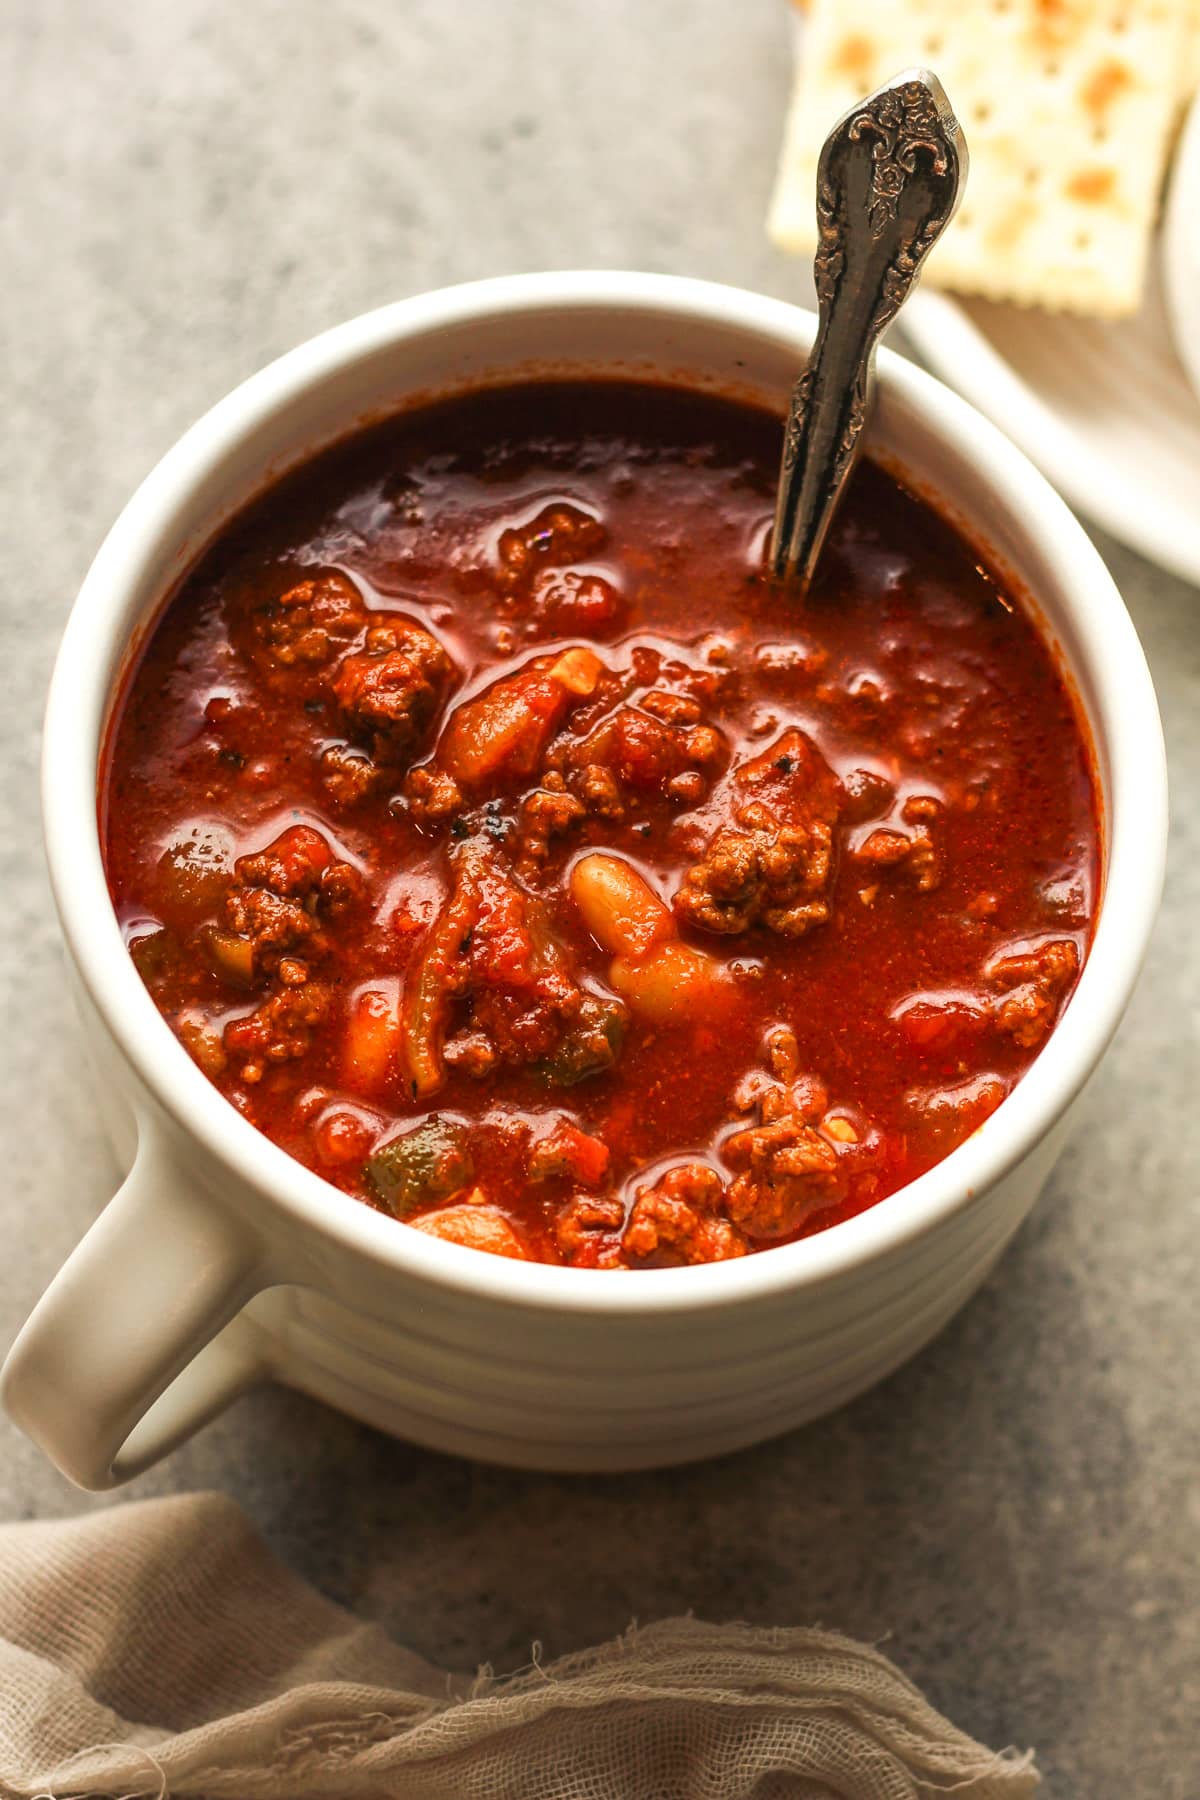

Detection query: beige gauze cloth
(0, 1492), (1037, 1799)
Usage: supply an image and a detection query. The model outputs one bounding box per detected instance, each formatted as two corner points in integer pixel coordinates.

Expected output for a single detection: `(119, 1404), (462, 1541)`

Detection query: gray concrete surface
(2, 3), (1196, 1794)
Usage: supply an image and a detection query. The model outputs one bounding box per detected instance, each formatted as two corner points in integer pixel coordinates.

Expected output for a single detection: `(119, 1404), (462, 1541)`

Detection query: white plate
(899, 269), (1200, 588)
(1163, 94), (1200, 405)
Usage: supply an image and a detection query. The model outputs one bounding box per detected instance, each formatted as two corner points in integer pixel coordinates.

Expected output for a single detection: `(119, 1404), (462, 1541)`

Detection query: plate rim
(900, 287), (1200, 590)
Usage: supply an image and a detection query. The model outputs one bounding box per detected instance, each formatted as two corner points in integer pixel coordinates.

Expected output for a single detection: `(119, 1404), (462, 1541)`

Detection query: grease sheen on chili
(103, 381), (1100, 1268)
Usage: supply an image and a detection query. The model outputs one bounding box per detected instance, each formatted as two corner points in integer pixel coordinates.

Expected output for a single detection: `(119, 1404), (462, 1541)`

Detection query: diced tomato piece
(558, 1123), (609, 1186)
(438, 649), (604, 789)
(894, 997), (988, 1053)
(531, 1118), (610, 1186)
(411, 1202), (528, 1259)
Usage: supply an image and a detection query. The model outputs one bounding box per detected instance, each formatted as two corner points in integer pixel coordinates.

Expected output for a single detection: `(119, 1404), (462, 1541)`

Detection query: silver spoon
(771, 69), (968, 587)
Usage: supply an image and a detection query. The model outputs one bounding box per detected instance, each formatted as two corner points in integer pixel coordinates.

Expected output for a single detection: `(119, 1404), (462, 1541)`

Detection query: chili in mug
(102, 381), (1099, 1268)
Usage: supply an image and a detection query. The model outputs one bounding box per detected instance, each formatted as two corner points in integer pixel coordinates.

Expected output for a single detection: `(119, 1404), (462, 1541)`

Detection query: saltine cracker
(769, 0), (1194, 316)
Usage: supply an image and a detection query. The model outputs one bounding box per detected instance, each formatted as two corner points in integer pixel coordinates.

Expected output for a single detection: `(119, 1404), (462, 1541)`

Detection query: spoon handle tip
(771, 69), (968, 588)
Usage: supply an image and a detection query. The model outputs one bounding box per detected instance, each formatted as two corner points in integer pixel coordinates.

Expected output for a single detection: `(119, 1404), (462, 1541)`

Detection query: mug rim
(43, 269), (1167, 1316)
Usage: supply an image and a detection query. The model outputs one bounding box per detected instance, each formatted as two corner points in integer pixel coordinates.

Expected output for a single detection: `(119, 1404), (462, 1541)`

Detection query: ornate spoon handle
(771, 69), (967, 587)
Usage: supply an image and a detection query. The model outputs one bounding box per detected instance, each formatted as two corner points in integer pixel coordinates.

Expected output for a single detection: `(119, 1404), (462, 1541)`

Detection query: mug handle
(1, 1125), (270, 1489)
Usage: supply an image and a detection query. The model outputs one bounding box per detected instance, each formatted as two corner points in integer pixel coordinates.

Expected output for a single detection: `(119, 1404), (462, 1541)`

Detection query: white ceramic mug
(1, 273), (1167, 1491)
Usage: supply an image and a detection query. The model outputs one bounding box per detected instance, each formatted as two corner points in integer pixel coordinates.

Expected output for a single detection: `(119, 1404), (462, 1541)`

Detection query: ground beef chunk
(497, 502), (606, 590)
(318, 859), (364, 916)
(674, 728), (841, 938)
(676, 812), (832, 936)
(223, 979), (331, 1081)
(220, 884), (321, 973)
(553, 703), (724, 817)
(441, 1031), (499, 1077)
(451, 985), (573, 1070)
(252, 572), (366, 669)
(460, 965), (593, 1072)
(221, 826), (361, 979)
(535, 995), (626, 1086)
(723, 1116), (840, 1238)
(677, 827), (760, 933)
(640, 689), (702, 727)
(576, 762), (625, 820)
(722, 1026), (843, 1238)
(764, 1023), (802, 1084)
(517, 774), (586, 872)
(319, 742), (383, 808)
(988, 938), (1080, 1047)
(854, 795), (943, 892)
(728, 1024), (826, 1111)
(555, 1193), (627, 1267)
(412, 843), (627, 1092)
(223, 826), (329, 972)
(333, 619), (456, 763)
(622, 1164), (745, 1265)
(405, 764), (465, 825)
